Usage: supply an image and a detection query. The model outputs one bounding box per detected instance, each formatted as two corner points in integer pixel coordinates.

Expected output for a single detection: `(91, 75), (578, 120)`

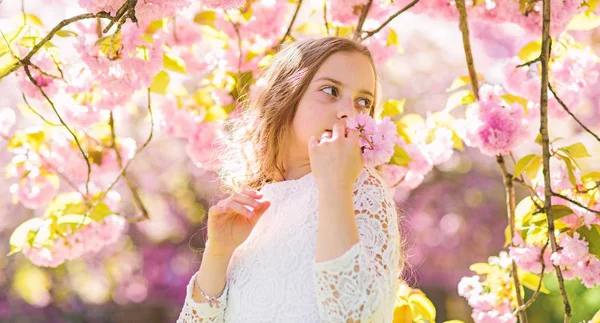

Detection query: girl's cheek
(314, 92), (334, 103)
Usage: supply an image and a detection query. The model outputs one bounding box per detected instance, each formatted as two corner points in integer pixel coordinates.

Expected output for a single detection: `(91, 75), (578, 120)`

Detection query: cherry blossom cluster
(458, 252), (517, 323)
(346, 112), (398, 167)
(22, 215), (128, 268)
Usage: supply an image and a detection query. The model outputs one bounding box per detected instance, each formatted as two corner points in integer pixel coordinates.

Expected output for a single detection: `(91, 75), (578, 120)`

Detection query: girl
(177, 36), (404, 322)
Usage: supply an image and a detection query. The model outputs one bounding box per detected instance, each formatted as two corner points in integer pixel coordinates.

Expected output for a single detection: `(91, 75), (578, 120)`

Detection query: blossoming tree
(1, 0), (600, 322)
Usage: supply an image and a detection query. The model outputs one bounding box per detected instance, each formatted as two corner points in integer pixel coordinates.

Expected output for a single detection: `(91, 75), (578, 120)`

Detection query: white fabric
(177, 167), (401, 323)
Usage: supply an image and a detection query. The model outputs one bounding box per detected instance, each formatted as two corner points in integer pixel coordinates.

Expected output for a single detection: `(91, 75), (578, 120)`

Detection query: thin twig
(89, 89), (154, 222)
(455, 0), (480, 100)
(323, 1), (330, 36)
(1, 12), (114, 78)
(109, 111), (149, 220)
(276, 0), (303, 50)
(23, 65), (92, 203)
(352, 0), (373, 41)
(548, 83), (600, 143)
(225, 11), (243, 72)
(21, 93), (61, 126)
(517, 56), (541, 68)
(552, 191), (600, 216)
(361, 0), (420, 40)
(512, 240), (550, 316)
(539, 0), (572, 320)
(497, 155), (529, 323)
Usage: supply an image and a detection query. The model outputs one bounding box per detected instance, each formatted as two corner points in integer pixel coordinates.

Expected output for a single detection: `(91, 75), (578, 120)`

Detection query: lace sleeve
(313, 167), (401, 322)
(176, 271), (229, 323)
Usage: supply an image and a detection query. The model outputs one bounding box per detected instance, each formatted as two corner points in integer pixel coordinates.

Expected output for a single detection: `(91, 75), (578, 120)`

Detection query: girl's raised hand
(206, 189), (271, 256)
(308, 120), (364, 191)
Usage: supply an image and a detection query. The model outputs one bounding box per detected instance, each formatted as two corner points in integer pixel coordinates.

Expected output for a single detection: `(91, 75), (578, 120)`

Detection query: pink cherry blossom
(0, 108), (16, 138)
(9, 170), (60, 210)
(202, 0), (247, 10)
(346, 113), (398, 167)
(186, 121), (227, 171)
(455, 84), (531, 156)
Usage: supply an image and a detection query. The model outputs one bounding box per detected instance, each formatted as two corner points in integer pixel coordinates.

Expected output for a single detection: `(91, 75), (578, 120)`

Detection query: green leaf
(7, 128), (46, 152)
(549, 205), (574, 221)
(204, 106), (228, 122)
(559, 142), (591, 159)
(562, 157), (578, 187)
(149, 70), (170, 94)
(524, 155), (542, 180)
(582, 171), (600, 182)
(8, 218), (47, 255)
(446, 76), (472, 92)
(445, 90), (475, 112)
(470, 263), (497, 274)
(518, 40), (542, 63)
(386, 28), (404, 53)
(518, 270), (550, 294)
(504, 225), (511, 247)
(516, 196), (537, 229)
(567, 12), (600, 30)
(390, 146), (412, 167)
(380, 98), (405, 118)
(408, 293), (436, 322)
(534, 133), (543, 146)
(18, 36), (55, 49)
(501, 94), (529, 114)
(43, 192), (113, 222)
(56, 30), (78, 37)
(16, 14), (43, 26)
(193, 11), (217, 26)
(513, 154), (537, 179)
(163, 53), (186, 73)
(145, 18), (167, 35)
(577, 225), (600, 259)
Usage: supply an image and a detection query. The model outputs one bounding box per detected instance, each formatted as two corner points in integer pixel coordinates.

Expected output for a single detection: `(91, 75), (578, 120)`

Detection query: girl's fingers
(230, 193), (261, 208)
(331, 122), (345, 140)
(320, 130), (332, 142)
(252, 200), (271, 217)
(224, 201), (254, 218)
(241, 188), (262, 198)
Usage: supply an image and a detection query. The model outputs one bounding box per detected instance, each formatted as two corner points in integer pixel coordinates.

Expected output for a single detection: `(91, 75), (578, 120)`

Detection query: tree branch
(21, 93), (60, 127)
(361, 0), (420, 40)
(455, 0), (480, 100)
(512, 240), (550, 316)
(109, 111), (149, 221)
(497, 155), (528, 323)
(23, 65), (92, 204)
(1, 11), (114, 79)
(276, 0), (303, 50)
(353, 0), (373, 41)
(89, 89), (154, 222)
(323, 1), (330, 36)
(548, 83), (600, 143)
(539, 0), (572, 320)
(552, 191), (600, 216)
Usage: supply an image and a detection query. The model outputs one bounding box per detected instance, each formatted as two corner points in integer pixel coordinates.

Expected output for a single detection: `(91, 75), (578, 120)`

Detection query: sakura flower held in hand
(346, 112), (398, 167)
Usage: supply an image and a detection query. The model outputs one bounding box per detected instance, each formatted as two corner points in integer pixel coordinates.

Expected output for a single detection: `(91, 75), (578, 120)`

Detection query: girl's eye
(357, 98), (372, 109)
(320, 86), (338, 96)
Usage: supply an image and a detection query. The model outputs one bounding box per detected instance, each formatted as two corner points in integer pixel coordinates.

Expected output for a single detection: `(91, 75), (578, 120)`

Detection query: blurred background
(1, 0), (600, 322)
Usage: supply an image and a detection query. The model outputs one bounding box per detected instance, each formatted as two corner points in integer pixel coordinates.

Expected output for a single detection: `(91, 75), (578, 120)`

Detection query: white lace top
(177, 167), (402, 322)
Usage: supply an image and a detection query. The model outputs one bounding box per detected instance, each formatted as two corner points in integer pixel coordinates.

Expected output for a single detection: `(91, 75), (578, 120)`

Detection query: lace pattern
(176, 167), (401, 322)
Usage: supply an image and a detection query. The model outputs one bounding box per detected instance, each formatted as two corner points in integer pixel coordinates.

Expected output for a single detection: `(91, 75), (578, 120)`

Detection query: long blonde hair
(215, 36), (381, 194)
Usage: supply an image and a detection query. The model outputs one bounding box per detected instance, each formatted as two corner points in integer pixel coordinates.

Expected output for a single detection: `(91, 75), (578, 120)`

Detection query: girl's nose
(336, 97), (357, 119)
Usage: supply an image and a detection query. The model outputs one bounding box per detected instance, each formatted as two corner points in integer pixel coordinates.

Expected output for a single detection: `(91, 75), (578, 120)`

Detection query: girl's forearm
(191, 247), (232, 303)
(315, 185), (360, 263)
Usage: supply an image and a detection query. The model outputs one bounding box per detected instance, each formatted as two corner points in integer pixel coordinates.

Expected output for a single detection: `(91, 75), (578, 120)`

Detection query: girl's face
(283, 51), (376, 175)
